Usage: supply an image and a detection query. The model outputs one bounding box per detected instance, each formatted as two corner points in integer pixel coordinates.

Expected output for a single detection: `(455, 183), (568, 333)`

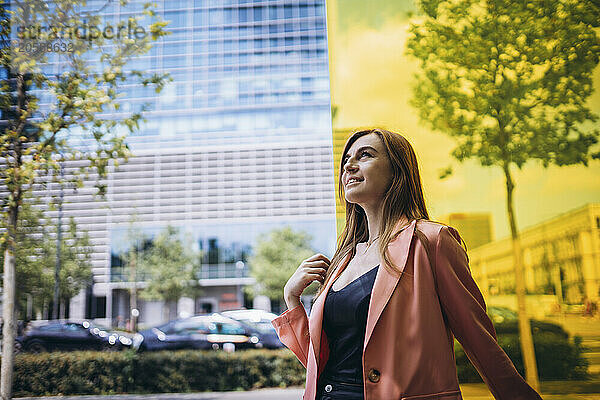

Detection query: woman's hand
(283, 254), (331, 309)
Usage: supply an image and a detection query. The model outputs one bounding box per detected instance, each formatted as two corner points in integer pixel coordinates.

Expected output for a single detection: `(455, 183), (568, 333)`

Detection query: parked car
(16, 320), (133, 353)
(221, 308), (284, 349)
(486, 306), (568, 337)
(133, 313), (259, 352)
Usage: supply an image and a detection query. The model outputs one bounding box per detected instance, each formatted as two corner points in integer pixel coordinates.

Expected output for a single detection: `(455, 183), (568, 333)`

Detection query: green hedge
(12, 349), (305, 397)
(10, 332), (588, 396)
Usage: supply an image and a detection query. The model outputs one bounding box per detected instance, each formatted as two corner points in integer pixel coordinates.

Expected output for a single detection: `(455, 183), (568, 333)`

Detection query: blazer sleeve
(271, 304), (310, 368)
(434, 225), (543, 400)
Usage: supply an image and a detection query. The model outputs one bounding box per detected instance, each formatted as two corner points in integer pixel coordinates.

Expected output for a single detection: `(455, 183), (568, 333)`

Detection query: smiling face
(341, 133), (394, 209)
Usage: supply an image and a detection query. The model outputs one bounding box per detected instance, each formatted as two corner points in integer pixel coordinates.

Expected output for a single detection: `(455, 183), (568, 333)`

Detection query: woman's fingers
(306, 273), (325, 283)
(303, 262), (328, 271)
(304, 253), (331, 264)
(303, 260), (330, 270)
(284, 254), (331, 300)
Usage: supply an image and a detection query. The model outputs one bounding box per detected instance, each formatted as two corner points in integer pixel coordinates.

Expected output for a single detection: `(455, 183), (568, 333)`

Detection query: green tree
(119, 214), (149, 332)
(45, 216), (93, 318)
(247, 227), (315, 304)
(137, 226), (202, 322)
(1, 196), (48, 319)
(406, 0), (600, 391)
(0, 1), (169, 397)
(0, 196), (92, 320)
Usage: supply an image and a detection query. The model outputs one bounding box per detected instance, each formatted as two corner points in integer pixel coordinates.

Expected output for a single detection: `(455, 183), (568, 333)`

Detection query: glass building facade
(40, 0), (331, 149)
(20, 0), (335, 325)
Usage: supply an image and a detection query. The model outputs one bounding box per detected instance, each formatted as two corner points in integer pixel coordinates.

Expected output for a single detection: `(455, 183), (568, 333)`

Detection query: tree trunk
(53, 166), (64, 320)
(130, 287), (137, 332)
(162, 300), (177, 322)
(2, 70), (27, 400)
(129, 251), (137, 332)
(1, 207), (17, 400)
(164, 302), (170, 322)
(503, 162), (540, 392)
(59, 299), (65, 320)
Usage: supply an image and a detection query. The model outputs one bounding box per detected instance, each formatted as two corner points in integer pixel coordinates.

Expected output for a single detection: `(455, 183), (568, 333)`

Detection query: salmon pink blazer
(271, 219), (543, 400)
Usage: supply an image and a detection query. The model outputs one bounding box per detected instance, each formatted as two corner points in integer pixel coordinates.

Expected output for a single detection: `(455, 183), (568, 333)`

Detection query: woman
(271, 129), (542, 400)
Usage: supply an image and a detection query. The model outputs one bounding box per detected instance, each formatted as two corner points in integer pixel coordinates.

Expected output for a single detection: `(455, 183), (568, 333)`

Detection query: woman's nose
(344, 162), (358, 173)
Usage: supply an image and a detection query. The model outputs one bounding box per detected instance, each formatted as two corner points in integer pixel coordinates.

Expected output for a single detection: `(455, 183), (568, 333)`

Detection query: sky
(326, 0), (600, 241)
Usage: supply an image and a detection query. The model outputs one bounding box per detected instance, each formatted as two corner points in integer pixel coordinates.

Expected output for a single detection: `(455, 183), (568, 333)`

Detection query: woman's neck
(363, 206), (382, 242)
(362, 204), (409, 242)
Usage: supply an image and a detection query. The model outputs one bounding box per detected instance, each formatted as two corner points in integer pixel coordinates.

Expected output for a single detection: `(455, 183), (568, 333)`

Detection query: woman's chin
(345, 193), (365, 204)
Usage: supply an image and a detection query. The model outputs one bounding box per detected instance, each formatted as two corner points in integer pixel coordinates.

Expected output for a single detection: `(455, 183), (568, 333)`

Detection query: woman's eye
(343, 151), (371, 164)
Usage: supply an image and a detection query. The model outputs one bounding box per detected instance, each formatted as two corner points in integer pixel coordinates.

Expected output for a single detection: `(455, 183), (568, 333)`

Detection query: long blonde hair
(314, 128), (430, 300)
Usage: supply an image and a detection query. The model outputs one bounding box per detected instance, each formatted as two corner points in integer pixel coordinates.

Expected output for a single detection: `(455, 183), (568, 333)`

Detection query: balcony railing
(110, 268), (152, 283)
(110, 262), (250, 282)
(198, 263), (250, 280)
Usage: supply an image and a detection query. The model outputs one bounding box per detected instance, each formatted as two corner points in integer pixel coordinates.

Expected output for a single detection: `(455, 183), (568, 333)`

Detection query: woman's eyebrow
(343, 145), (378, 160)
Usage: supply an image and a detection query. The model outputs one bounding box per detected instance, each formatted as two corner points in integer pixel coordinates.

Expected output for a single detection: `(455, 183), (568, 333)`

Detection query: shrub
(11, 349), (305, 397)
(13, 351), (132, 396)
(455, 332), (589, 383)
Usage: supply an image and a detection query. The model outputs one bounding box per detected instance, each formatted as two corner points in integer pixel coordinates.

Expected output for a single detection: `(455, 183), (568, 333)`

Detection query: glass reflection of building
(468, 203), (600, 317)
(23, 0), (335, 326)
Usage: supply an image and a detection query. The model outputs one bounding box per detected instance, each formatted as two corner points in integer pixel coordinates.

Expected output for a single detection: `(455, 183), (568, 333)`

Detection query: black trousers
(316, 377), (364, 400)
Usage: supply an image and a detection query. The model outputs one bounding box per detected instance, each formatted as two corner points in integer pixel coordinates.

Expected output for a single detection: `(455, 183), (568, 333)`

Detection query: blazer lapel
(363, 218), (416, 350)
(307, 218), (416, 368)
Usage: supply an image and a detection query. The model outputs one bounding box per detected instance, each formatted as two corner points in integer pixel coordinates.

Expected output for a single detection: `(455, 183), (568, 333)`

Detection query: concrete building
(6, 0), (336, 327)
(468, 203), (600, 312)
(437, 212), (494, 251)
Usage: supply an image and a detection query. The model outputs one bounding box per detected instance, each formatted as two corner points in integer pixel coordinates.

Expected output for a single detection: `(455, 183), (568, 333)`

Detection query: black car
(16, 320), (133, 353)
(486, 306), (568, 337)
(221, 309), (284, 349)
(133, 314), (259, 352)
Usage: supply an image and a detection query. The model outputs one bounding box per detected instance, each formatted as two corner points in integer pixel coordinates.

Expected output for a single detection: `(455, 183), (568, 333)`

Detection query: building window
(239, 7), (248, 23)
(253, 6), (263, 21)
(164, 11), (187, 27)
(86, 295), (107, 319)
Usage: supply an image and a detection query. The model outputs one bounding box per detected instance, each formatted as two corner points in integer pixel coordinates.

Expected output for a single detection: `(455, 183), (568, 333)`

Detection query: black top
(320, 264), (379, 385)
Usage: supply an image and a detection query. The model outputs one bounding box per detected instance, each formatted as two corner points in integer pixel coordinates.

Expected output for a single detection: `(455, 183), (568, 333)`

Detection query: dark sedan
(16, 320), (133, 353)
(133, 313), (259, 352)
(221, 309), (284, 349)
(487, 306), (568, 336)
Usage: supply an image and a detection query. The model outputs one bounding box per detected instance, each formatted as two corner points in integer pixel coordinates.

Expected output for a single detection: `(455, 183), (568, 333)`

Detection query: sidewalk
(14, 383), (600, 400)
(461, 381), (600, 399)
